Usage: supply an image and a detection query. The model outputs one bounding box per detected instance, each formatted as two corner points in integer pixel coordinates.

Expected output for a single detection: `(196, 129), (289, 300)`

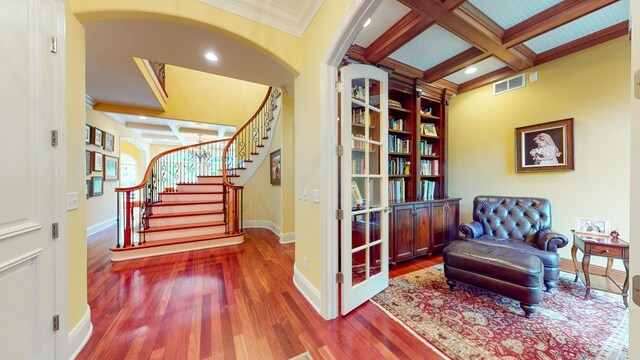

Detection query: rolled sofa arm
(536, 229), (569, 252)
(459, 221), (483, 239)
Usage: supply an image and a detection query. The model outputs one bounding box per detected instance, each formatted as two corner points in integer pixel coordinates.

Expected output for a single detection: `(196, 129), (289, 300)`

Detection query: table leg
(623, 260), (630, 308)
(571, 243), (579, 282)
(582, 254), (591, 300)
(605, 258), (613, 278)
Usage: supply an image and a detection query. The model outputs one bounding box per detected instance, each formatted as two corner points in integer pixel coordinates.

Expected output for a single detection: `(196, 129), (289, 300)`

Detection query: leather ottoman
(443, 240), (544, 318)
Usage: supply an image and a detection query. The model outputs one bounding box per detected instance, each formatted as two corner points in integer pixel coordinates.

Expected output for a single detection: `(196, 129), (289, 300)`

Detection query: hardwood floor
(79, 227), (444, 360)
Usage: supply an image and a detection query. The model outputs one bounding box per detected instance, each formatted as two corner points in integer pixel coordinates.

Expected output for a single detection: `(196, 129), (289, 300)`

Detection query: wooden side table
(571, 231), (629, 308)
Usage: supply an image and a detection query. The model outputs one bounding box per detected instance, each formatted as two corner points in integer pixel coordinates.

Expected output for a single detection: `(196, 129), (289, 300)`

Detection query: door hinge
(50, 36), (57, 54)
(336, 209), (343, 220)
(335, 81), (343, 93)
(52, 223), (59, 239)
(336, 272), (344, 284)
(336, 145), (344, 156)
(51, 130), (58, 147)
(53, 315), (60, 331)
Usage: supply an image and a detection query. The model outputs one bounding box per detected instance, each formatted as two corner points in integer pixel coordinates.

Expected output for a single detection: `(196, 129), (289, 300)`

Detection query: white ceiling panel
(444, 57), (507, 85)
(353, 0), (412, 48)
(524, 0), (629, 54)
(468, 0), (562, 30)
(389, 25), (473, 71)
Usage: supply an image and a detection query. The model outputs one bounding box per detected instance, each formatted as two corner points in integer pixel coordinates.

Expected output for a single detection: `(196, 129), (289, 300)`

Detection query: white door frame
(319, 0), (382, 319)
(52, 0), (69, 358)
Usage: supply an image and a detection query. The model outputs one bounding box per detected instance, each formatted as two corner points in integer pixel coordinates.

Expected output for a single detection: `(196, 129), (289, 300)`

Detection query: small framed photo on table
(575, 217), (610, 237)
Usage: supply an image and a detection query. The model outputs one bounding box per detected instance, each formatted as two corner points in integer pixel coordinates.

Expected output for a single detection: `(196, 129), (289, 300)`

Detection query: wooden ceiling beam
(457, 67), (516, 93)
(453, 2), (504, 43)
(423, 48), (488, 83)
(503, 0), (618, 47)
(365, 11), (436, 64)
(534, 21), (628, 66)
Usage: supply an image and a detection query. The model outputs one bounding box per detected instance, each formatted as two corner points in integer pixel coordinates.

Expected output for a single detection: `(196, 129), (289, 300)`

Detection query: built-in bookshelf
(388, 87), (414, 202)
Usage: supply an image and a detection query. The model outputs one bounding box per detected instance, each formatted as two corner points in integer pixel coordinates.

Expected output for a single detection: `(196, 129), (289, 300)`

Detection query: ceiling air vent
(493, 74), (525, 95)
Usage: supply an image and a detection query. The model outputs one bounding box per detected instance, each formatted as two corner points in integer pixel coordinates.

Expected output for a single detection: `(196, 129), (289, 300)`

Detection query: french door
(340, 64), (389, 314)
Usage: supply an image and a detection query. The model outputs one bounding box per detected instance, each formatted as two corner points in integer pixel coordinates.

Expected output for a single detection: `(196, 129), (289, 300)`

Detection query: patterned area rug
(372, 265), (628, 360)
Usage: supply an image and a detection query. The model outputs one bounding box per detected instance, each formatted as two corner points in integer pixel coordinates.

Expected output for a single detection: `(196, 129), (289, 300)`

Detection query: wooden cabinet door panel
(393, 205), (414, 261)
(431, 203), (447, 250)
(414, 204), (431, 255)
(447, 201), (460, 243)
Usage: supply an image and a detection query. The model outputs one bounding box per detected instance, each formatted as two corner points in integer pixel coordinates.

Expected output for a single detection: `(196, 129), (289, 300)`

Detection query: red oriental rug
(371, 265), (628, 360)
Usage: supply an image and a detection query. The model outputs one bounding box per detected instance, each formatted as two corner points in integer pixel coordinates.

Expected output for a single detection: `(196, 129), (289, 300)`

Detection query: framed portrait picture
(575, 217), (610, 237)
(86, 179), (92, 199)
(104, 132), (115, 152)
(92, 176), (104, 196)
(420, 123), (438, 137)
(91, 151), (103, 172)
(85, 150), (91, 175)
(104, 155), (119, 180)
(91, 127), (103, 147)
(515, 118), (574, 173)
(270, 149), (281, 185)
(85, 124), (92, 144)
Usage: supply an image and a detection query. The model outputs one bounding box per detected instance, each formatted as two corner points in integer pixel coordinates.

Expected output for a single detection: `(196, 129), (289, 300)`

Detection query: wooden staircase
(111, 87), (281, 261)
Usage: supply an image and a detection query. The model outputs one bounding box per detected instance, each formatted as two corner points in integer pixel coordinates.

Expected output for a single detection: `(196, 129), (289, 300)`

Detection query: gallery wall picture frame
(91, 127), (103, 147)
(92, 176), (104, 196)
(91, 151), (103, 172)
(270, 149), (281, 185)
(104, 132), (115, 152)
(104, 155), (119, 180)
(85, 124), (92, 144)
(85, 150), (91, 175)
(575, 217), (611, 237)
(86, 179), (92, 199)
(515, 118), (574, 173)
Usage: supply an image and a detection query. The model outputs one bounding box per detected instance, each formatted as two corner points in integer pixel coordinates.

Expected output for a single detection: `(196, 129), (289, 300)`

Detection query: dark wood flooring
(78, 227), (445, 360)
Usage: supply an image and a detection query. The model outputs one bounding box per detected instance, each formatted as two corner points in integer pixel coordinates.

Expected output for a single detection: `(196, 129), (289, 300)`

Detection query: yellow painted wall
(95, 65), (269, 129)
(448, 38), (630, 268)
(119, 139), (146, 182)
(281, 92), (295, 234)
(66, 11), (88, 334)
(85, 108), (150, 229)
(70, 0), (301, 74)
(293, 0), (352, 288)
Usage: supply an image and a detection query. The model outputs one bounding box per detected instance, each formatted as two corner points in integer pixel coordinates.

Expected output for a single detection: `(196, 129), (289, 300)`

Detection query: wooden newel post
(124, 191), (132, 248)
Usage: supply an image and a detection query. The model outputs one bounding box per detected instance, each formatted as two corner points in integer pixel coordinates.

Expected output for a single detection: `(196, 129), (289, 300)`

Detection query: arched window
(119, 153), (138, 187)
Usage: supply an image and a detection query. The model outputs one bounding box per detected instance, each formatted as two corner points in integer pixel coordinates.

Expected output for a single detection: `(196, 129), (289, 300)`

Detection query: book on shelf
(419, 180), (437, 201)
(419, 141), (434, 156)
(351, 181), (363, 208)
(351, 109), (370, 126)
(352, 158), (365, 174)
(353, 134), (373, 150)
(389, 158), (410, 176)
(420, 159), (439, 176)
(420, 123), (438, 137)
(389, 99), (403, 109)
(389, 178), (405, 202)
(389, 117), (404, 131)
(388, 135), (410, 154)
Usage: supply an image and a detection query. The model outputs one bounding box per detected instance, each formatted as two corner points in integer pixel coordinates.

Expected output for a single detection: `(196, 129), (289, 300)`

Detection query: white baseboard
(293, 263), (321, 315)
(280, 232), (295, 244)
(86, 217), (116, 237)
(243, 220), (280, 234)
(68, 304), (93, 360)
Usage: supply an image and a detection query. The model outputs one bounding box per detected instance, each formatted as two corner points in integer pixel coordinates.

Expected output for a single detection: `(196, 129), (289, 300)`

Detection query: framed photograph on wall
(91, 151), (103, 172)
(86, 179), (92, 199)
(104, 155), (119, 180)
(91, 127), (103, 147)
(104, 132), (115, 152)
(270, 149), (281, 185)
(85, 150), (91, 175)
(515, 118), (574, 173)
(575, 217), (610, 237)
(92, 176), (104, 196)
(85, 124), (92, 144)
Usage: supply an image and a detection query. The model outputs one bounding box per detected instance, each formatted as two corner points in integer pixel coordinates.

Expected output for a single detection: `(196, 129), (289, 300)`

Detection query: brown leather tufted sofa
(459, 196), (568, 291)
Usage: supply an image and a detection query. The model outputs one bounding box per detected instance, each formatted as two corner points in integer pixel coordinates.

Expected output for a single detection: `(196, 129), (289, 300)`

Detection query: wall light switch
(312, 189), (320, 203)
(67, 192), (78, 211)
(303, 188), (308, 201)
(529, 71), (538, 82)
(297, 187), (302, 200)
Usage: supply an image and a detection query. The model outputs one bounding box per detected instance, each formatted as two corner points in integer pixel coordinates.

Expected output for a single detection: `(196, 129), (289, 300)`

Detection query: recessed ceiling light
(363, 18), (371, 28)
(204, 52), (218, 62)
(139, 116), (147, 120)
(464, 67), (478, 75)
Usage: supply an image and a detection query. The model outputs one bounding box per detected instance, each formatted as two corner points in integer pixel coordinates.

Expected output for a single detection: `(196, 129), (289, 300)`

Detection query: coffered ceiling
(350, 0), (629, 93)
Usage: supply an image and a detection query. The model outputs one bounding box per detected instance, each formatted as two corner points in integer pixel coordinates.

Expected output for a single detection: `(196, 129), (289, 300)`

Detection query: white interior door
(0, 0), (57, 358)
(340, 64), (389, 314)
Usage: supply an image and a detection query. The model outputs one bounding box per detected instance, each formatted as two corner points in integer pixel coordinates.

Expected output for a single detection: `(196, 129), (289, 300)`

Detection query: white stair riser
(143, 225), (226, 242)
(177, 184), (223, 193)
(148, 213), (225, 227)
(160, 193), (223, 202)
(197, 177), (224, 184)
(152, 203), (223, 214)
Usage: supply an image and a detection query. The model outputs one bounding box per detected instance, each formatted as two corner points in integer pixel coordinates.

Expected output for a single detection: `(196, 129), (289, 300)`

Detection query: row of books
(352, 109), (369, 125)
(352, 158), (365, 174)
(420, 141), (435, 156)
(389, 178), (406, 202)
(353, 134), (373, 150)
(389, 118), (406, 131)
(389, 135), (410, 153)
(389, 157), (410, 176)
(419, 180), (437, 201)
(420, 159), (439, 176)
